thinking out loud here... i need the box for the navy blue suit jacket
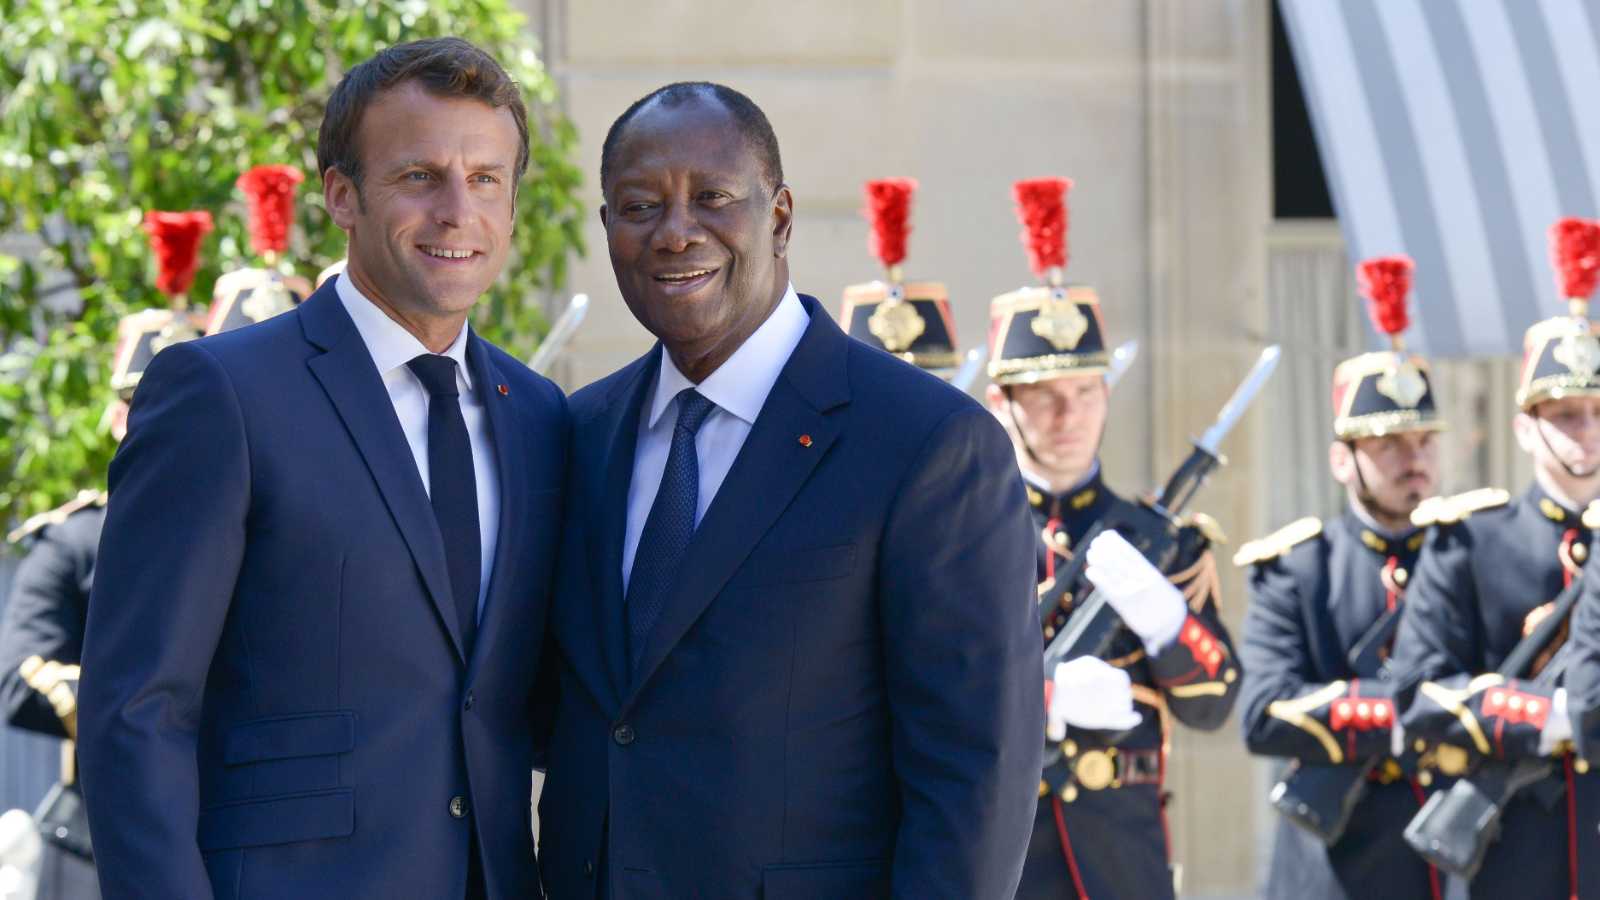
[538,295,1043,899]
[78,282,568,899]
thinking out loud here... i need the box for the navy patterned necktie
[407,353,481,658]
[626,388,716,674]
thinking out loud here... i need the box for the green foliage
[0,0,585,527]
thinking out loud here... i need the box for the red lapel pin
[797,434,813,447]
[497,384,509,396]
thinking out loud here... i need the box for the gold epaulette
[6,489,107,544]
[1232,517,1321,567]
[1185,512,1228,546]
[1410,488,1510,528]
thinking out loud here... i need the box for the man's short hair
[599,82,784,195]
[317,37,530,190]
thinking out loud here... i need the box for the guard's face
[325,81,518,322]
[988,373,1108,482]
[1340,430,1440,515]
[1520,396,1600,480]
[601,97,793,366]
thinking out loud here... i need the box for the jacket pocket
[223,710,355,765]
[761,858,889,899]
[197,788,354,851]
[729,544,858,588]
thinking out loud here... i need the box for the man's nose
[650,200,705,253]
[433,179,475,229]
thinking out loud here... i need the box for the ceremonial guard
[0,208,215,898]
[839,178,962,377]
[1390,218,1600,899]
[1237,255,1445,899]
[986,178,1240,900]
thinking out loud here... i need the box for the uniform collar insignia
[1539,495,1573,524]
[1359,529,1389,553]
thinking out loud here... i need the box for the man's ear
[984,383,1010,419]
[599,203,610,231]
[1512,411,1538,455]
[324,168,359,230]
[771,184,794,259]
[1328,440,1355,486]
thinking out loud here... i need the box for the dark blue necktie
[407,354,480,657]
[626,388,716,674]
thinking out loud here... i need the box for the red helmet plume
[142,210,214,299]
[236,164,304,258]
[1356,255,1415,341]
[1012,178,1072,278]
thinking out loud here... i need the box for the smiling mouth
[419,245,479,260]
[653,267,719,286]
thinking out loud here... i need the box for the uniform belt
[1069,747,1162,792]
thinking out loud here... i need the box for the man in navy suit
[77,38,568,899]
[537,82,1043,899]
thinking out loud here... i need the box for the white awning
[1279,0,1600,357]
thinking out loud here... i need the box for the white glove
[1047,656,1143,740]
[1539,688,1573,757]
[1085,530,1189,653]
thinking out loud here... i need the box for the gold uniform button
[1393,567,1408,586]
[1578,758,1592,775]
[449,796,468,819]
[1575,543,1589,563]
[1074,750,1116,791]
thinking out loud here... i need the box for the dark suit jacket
[538,294,1043,899]
[78,282,568,899]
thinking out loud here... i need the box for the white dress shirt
[337,275,500,619]
[622,284,810,592]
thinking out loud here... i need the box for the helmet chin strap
[1004,387,1045,470]
[1531,412,1598,480]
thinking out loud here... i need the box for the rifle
[1041,346,1280,701]
[1267,605,1406,845]
[1401,574,1584,879]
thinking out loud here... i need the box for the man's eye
[698,191,730,203]
[406,171,433,182]
[623,202,656,214]
[473,174,499,184]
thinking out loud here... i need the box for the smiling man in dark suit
[536,82,1042,900]
[77,38,568,899]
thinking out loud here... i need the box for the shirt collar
[336,273,473,390]
[646,283,808,429]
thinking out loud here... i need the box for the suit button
[449,796,468,819]
[584,860,595,878]
[463,690,475,711]
[612,724,636,746]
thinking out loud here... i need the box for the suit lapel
[587,350,659,704]
[300,282,466,663]
[625,297,850,703]
[465,336,523,673]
